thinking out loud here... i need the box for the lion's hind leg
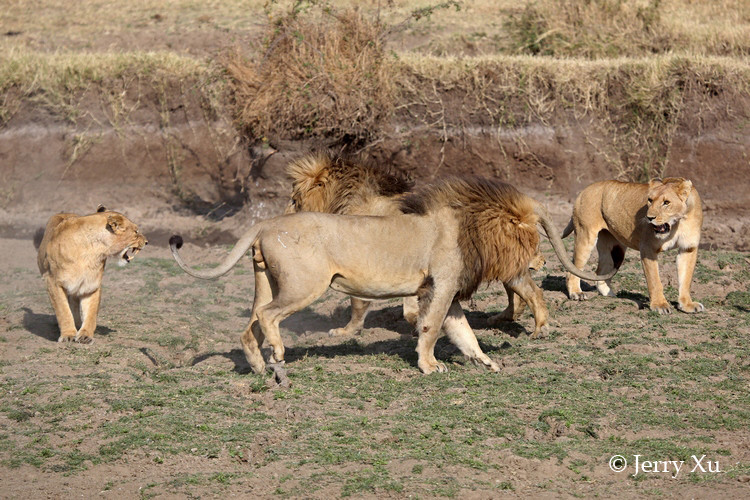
[255,272,331,367]
[488,283,526,324]
[507,272,549,339]
[329,297,371,336]
[443,300,500,372]
[594,231,624,298]
[566,229,597,301]
[242,261,275,373]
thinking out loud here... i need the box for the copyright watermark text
[608,454,721,478]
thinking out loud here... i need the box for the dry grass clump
[0,49,212,124]
[502,0,670,58]
[397,53,750,180]
[226,3,397,143]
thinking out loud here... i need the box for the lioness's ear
[648,178,663,188]
[106,214,125,234]
[97,205,107,213]
[677,179,693,201]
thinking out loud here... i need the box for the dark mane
[401,177,540,299]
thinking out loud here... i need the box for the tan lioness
[37,206,148,343]
[563,178,703,314]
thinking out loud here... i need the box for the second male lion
[37,206,148,343]
[563,178,703,314]
[286,151,417,335]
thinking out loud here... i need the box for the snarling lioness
[170,177,614,374]
[564,178,704,314]
[37,206,148,343]
[286,151,549,335]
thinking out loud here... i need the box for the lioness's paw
[678,301,705,313]
[569,292,587,301]
[650,301,672,315]
[530,324,550,339]
[58,334,76,343]
[75,335,94,344]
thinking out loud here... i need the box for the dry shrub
[503,0,669,58]
[227,2,397,143]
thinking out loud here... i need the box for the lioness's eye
[647,198,653,204]
[663,200,670,206]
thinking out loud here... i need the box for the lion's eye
[647,198,653,204]
[663,200,670,206]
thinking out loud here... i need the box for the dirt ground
[1,3,750,497]
[1,80,749,500]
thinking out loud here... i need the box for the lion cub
[563,178,703,314]
[37,206,147,343]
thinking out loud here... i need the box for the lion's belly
[329,273,422,300]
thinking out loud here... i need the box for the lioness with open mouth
[37,206,148,343]
[564,178,703,314]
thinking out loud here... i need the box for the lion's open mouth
[652,223,670,234]
[120,246,142,263]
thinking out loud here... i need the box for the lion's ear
[97,205,107,213]
[106,214,125,234]
[648,178,663,189]
[677,179,693,201]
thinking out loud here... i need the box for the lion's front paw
[419,360,447,374]
[569,291,587,301]
[58,334,76,343]
[678,301,704,313]
[484,359,502,372]
[74,334,94,344]
[530,324,550,339]
[650,301,672,314]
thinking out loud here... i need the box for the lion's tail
[561,218,574,239]
[169,222,265,280]
[534,203,617,282]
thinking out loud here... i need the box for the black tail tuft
[612,246,625,269]
[169,235,184,249]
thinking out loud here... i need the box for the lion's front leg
[443,300,500,372]
[676,247,704,313]
[44,277,77,342]
[415,285,456,374]
[640,249,670,314]
[76,288,101,343]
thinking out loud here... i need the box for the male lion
[286,150,418,335]
[286,151,549,335]
[563,178,704,314]
[37,206,148,343]
[170,177,614,374]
